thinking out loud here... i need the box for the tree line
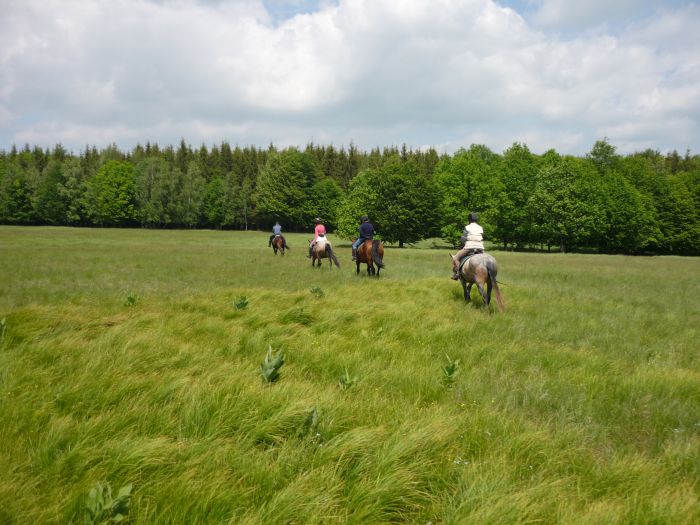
[0,139,697,255]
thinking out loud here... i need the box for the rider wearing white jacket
[452,213,485,280]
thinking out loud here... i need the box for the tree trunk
[399,240,404,248]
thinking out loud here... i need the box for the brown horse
[310,237,340,268]
[271,235,288,256]
[356,239,384,276]
[450,252,504,311]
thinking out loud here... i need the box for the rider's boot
[351,248,356,261]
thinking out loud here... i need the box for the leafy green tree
[433,145,504,246]
[587,138,620,175]
[255,148,318,229]
[598,170,655,253]
[85,160,136,226]
[527,157,606,252]
[337,159,438,247]
[310,178,343,230]
[373,159,439,247]
[665,175,699,254]
[336,169,380,239]
[493,143,539,248]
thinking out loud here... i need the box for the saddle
[458,249,484,272]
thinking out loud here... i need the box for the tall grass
[0,226,698,524]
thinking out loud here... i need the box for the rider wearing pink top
[313,221,326,242]
[308,218,327,257]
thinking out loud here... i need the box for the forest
[0,139,697,255]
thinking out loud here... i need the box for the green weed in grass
[309,285,325,298]
[261,345,285,384]
[441,353,460,387]
[83,482,132,524]
[338,367,358,390]
[124,292,138,307]
[234,295,249,310]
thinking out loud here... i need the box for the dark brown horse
[356,239,384,276]
[271,235,288,256]
[450,252,504,311]
[310,237,340,268]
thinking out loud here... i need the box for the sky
[1,0,699,155]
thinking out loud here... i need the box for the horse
[355,239,384,276]
[309,237,340,268]
[271,235,288,256]
[450,252,504,311]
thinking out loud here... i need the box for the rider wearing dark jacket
[352,216,375,261]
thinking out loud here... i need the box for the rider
[351,216,375,261]
[308,217,327,257]
[452,212,484,280]
[268,221,283,247]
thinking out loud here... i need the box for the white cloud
[528,0,684,31]
[1,0,698,154]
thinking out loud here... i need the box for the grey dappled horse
[451,253,504,311]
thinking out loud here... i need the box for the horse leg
[486,278,493,304]
[461,280,471,302]
[356,261,360,274]
[475,281,488,306]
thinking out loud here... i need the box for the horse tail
[372,240,384,268]
[486,259,505,312]
[326,244,340,268]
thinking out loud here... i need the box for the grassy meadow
[0,226,699,524]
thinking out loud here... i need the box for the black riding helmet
[468,212,478,223]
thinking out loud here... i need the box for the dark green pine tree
[0,160,35,223]
[34,159,68,224]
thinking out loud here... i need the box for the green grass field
[1,226,699,524]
